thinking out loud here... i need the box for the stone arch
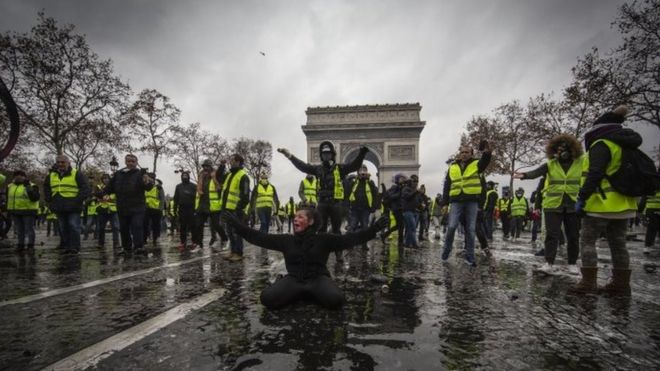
[301,103,425,186]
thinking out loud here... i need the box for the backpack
[606,147,660,197]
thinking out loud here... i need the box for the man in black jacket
[173,170,197,250]
[105,154,154,254]
[44,155,91,254]
[278,141,368,263]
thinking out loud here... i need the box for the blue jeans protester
[442,201,478,264]
[57,212,82,251]
[403,211,419,247]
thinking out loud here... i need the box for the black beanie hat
[593,105,628,126]
[13,170,26,177]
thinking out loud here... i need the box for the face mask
[321,152,333,163]
[260,179,268,185]
[516,192,523,197]
[559,151,571,160]
[181,175,190,183]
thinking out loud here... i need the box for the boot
[572,267,598,294]
[600,268,631,296]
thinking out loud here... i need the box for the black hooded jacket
[287,141,367,204]
[578,127,642,202]
[225,214,379,280]
[105,168,154,216]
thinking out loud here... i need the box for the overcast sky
[2,0,647,198]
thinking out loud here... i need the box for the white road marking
[0,253,219,307]
[43,288,225,371]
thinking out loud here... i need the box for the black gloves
[359,146,370,156]
[374,215,389,230]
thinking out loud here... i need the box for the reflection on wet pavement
[0,228,659,370]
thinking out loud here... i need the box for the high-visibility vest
[49,169,79,198]
[483,190,497,209]
[542,156,583,210]
[98,193,117,213]
[498,198,511,213]
[301,177,318,204]
[87,200,98,216]
[448,160,481,197]
[194,179,221,212]
[645,192,660,212]
[7,183,39,211]
[349,179,373,208]
[145,187,161,210]
[582,139,637,213]
[511,196,528,217]
[255,183,275,209]
[277,207,286,217]
[221,168,248,211]
[285,201,296,216]
[45,207,57,220]
[332,166,344,201]
[168,200,176,216]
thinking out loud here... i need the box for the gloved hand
[359,146,370,156]
[277,148,291,158]
[24,179,31,187]
[374,215,389,230]
[575,199,586,217]
[220,210,237,224]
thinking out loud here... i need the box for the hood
[545,133,582,160]
[319,141,336,156]
[585,126,642,150]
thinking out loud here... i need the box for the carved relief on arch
[340,142,384,163]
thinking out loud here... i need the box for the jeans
[57,212,82,250]
[403,211,419,247]
[11,214,36,247]
[645,212,660,247]
[349,207,371,232]
[143,209,162,243]
[84,215,98,239]
[224,210,244,255]
[97,212,119,246]
[118,212,145,250]
[442,202,478,263]
[257,207,272,233]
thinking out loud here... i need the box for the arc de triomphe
[301,103,425,186]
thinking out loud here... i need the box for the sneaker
[534,249,546,257]
[566,264,580,275]
[483,248,492,258]
[189,244,201,253]
[535,263,556,275]
[464,258,477,267]
[176,243,186,252]
[209,238,217,247]
[221,250,234,259]
[643,246,651,255]
[441,249,450,262]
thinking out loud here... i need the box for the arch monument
[301,103,425,186]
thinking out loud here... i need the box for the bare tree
[231,137,273,180]
[63,115,129,170]
[0,12,130,155]
[125,88,180,174]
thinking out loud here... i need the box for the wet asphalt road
[0,225,659,370]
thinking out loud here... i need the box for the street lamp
[109,156,119,173]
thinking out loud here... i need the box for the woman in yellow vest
[7,170,40,250]
[574,106,639,295]
[514,134,584,275]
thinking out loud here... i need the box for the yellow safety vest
[7,183,39,211]
[255,183,275,209]
[483,190,497,209]
[221,168,248,211]
[349,179,373,208]
[498,198,511,213]
[45,207,57,220]
[511,196,528,217]
[302,177,318,204]
[168,200,176,216]
[194,179,221,212]
[50,169,79,198]
[87,200,98,216]
[285,201,296,215]
[582,139,637,213]
[145,187,161,210]
[98,193,117,213]
[645,192,660,212]
[543,156,583,210]
[332,166,344,201]
[449,160,481,197]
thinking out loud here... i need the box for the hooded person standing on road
[573,106,639,296]
[278,141,369,263]
[515,133,584,275]
[173,170,197,250]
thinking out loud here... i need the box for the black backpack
[606,147,660,197]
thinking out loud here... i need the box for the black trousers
[260,275,344,310]
[194,211,224,246]
[501,214,511,238]
[178,207,195,244]
[143,209,162,243]
[475,210,488,249]
[119,212,144,250]
[317,201,344,261]
[544,210,580,265]
[645,212,660,247]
